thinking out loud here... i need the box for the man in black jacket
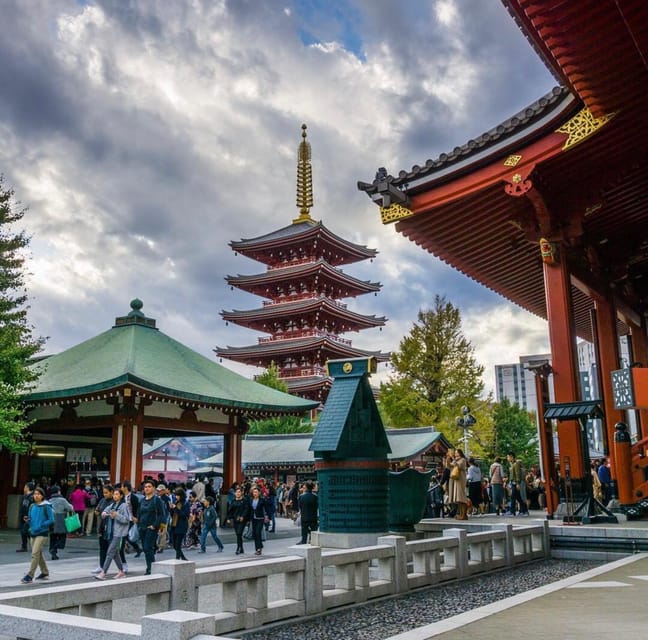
[135,480,165,574]
[297,482,318,544]
[17,482,35,552]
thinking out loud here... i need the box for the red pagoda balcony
[262,296,348,308]
[267,256,315,270]
[281,366,328,378]
[257,330,352,345]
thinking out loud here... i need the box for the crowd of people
[16,473,319,584]
[425,449,553,520]
[21,452,609,584]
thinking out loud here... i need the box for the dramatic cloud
[1,0,555,395]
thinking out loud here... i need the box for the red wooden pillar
[533,367,559,516]
[630,320,648,438]
[593,297,624,482]
[543,254,584,478]
[613,422,634,505]
[223,417,244,489]
[111,415,144,485]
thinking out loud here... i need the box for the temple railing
[0,523,549,639]
[257,330,352,345]
[261,296,348,308]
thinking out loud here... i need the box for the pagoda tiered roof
[230,219,378,268]
[222,296,386,334]
[216,334,389,366]
[226,258,381,299]
[284,374,333,399]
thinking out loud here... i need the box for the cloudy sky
[1,0,556,396]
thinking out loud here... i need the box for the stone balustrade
[0,522,549,640]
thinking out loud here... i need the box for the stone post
[290,544,322,615]
[492,523,514,566]
[153,560,197,611]
[141,611,219,640]
[444,528,467,578]
[377,535,408,594]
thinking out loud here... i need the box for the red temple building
[218,125,388,403]
[359,0,648,519]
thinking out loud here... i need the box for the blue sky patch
[292,0,366,61]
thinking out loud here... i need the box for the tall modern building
[217,125,389,403]
[495,353,554,415]
[497,343,616,452]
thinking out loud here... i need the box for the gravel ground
[239,558,602,640]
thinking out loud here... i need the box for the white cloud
[0,0,556,398]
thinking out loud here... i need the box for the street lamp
[456,406,477,457]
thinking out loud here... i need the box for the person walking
[249,486,270,555]
[95,487,130,580]
[91,484,114,575]
[266,482,277,533]
[136,479,166,575]
[155,484,170,553]
[598,457,612,504]
[466,458,482,515]
[83,478,100,536]
[121,481,142,560]
[227,486,250,555]
[507,452,529,516]
[169,488,190,561]
[68,484,88,536]
[199,496,224,553]
[17,482,35,553]
[48,485,73,560]
[448,449,468,520]
[297,482,318,544]
[21,487,54,584]
[489,456,506,515]
[426,475,444,518]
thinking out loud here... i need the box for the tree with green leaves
[247,363,313,435]
[486,397,539,469]
[0,177,43,452]
[379,295,485,447]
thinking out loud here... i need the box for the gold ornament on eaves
[380,202,414,224]
[556,107,617,151]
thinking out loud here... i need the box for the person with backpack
[48,485,73,560]
[21,487,54,584]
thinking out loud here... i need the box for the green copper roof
[310,357,390,457]
[198,428,449,466]
[24,301,317,414]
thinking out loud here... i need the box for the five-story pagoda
[217,125,388,403]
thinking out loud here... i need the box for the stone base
[310,531,389,549]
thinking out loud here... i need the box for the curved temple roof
[227,258,381,297]
[25,301,317,415]
[217,334,389,362]
[222,296,386,332]
[198,427,450,467]
[230,220,378,267]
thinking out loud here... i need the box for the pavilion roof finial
[293,123,314,224]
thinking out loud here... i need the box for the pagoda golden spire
[293,123,314,224]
